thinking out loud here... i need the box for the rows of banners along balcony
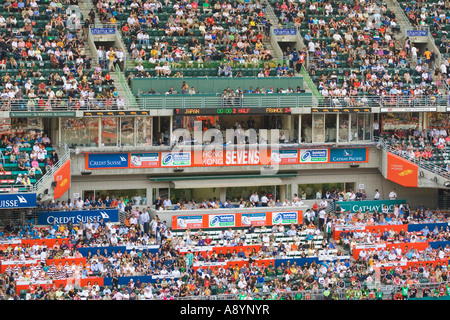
[171,210,303,231]
[84,147,369,169]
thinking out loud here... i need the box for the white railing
[317,94,449,108]
[32,144,71,194]
[376,137,450,180]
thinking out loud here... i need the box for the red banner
[53,159,71,199]
[386,153,418,187]
[1,257,86,273]
[352,241,430,260]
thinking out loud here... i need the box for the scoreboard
[174,107,292,115]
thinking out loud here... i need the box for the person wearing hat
[15,173,23,185]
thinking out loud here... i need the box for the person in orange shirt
[290,242,298,251]
[424,48,431,64]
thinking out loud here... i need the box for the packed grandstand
[0,0,449,302]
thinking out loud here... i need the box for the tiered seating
[0,143,52,191]
[97,0,296,80]
[171,225,325,253]
[269,0,436,103]
[0,0,117,110]
[380,131,450,170]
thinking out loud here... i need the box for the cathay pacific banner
[337,199,406,213]
[0,193,36,209]
[38,209,119,225]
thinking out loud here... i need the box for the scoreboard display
[174,107,292,116]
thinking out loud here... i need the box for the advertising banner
[90,28,116,34]
[299,149,328,163]
[172,211,302,230]
[38,209,119,225]
[270,149,299,165]
[172,215,204,230]
[208,214,236,228]
[129,152,159,168]
[161,152,192,167]
[0,193,36,209]
[85,153,129,169]
[241,212,267,227]
[273,29,297,35]
[329,148,368,163]
[271,211,301,225]
[337,199,406,213]
[386,153,418,187]
[53,159,71,200]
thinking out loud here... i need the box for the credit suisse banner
[171,211,303,230]
[38,209,119,225]
[386,153,418,187]
[0,193,37,209]
[85,148,369,169]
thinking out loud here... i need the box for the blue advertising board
[273,29,297,36]
[0,193,36,209]
[38,209,119,225]
[406,30,428,37]
[90,28,116,35]
[329,148,368,163]
[86,153,129,169]
[407,222,448,233]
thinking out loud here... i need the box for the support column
[146,187,153,207]
[280,184,286,202]
[291,182,298,199]
[219,187,226,203]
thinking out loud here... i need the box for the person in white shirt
[374,189,380,200]
[249,192,259,205]
[260,194,268,206]
[389,188,397,200]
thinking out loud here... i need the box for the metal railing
[317,94,449,108]
[32,144,71,194]
[300,64,322,105]
[376,137,450,180]
[173,281,446,300]
[1,94,450,112]
[115,64,137,108]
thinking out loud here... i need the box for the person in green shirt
[354,288,362,300]
[346,288,353,300]
[185,250,194,271]
[254,293,262,300]
[401,285,409,299]
[446,284,450,296]
[239,290,247,300]
[270,289,278,300]
[375,288,383,300]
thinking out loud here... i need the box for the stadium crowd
[0,187,448,300]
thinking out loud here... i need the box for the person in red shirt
[394,290,403,300]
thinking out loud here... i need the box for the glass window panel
[338,114,349,142]
[325,114,337,142]
[312,114,325,143]
[101,117,118,147]
[350,114,358,141]
[120,117,135,147]
[60,118,98,147]
[301,114,312,143]
[136,117,153,146]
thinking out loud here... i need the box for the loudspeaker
[51,181,57,188]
